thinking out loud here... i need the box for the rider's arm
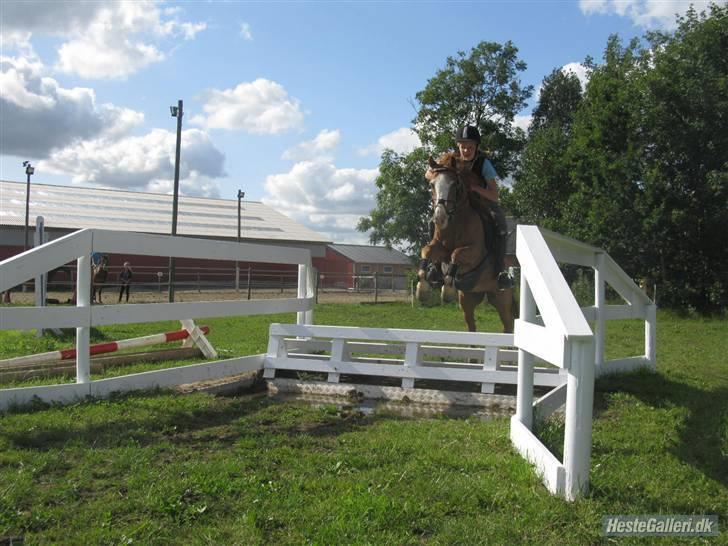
[469,158,499,202]
[470,178,499,202]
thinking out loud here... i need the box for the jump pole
[0,326,210,370]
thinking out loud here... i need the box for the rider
[437,125,512,290]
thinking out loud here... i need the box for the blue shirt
[481,158,498,181]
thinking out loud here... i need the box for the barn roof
[0,180,331,244]
[330,244,412,265]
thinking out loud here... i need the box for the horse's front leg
[417,241,449,302]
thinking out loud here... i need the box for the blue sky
[0,0,715,243]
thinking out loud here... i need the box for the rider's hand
[425,169,435,181]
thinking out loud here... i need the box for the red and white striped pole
[0,326,210,369]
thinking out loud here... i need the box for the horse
[92,255,109,304]
[416,154,515,333]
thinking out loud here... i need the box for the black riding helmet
[455,125,481,143]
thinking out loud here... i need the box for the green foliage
[359,40,533,252]
[356,148,432,254]
[413,40,533,175]
[530,67,584,132]
[510,6,728,312]
[504,67,583,230]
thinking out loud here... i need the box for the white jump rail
[0,229,316,410]
[263,323,566,404]
[511,225,656,501]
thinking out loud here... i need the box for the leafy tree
[639,5,728,311]
[414,40,533,176]
[356,148,432,255]
[505,68,584,229]
[509,4,728,312]
[358,41,533,251]
[560,36,648,272]
[530,67,585,132]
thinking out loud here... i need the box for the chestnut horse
[92,255,109,304]
[416,155,515,333]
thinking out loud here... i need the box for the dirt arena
[5,287,414,306]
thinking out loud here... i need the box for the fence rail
[0,229,315,409]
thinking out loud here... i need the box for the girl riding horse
[417,155,515,333]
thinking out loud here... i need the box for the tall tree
[639,5,728,311]
[561,35,647,271]
[506,67,584,229]
[508,5,728,312]
[414,40,533,176]
[358,41,532,251]
[356,148,432,255]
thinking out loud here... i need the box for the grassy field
[0,303,726,544]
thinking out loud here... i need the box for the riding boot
[494,233,513,290]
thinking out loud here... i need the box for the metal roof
[0,180,331,244]
[330,244,412,265]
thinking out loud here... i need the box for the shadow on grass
[0,390,382,453]
[595,368,728,489]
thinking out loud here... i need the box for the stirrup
[497,271,514,290]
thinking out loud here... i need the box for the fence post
[34,216,46,338]
[315,271,320,304]
[76,254,91,384]
[515,276,536,429]
[374,272,378,304]
[297,264,315,325]
[247,266,252,300]
[563,338,595,500]
[645,303,657,368]
[594,253,606,373]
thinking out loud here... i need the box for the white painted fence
[0,225,656,502]
[0,228,315,410]
[511,225,656,501]
[263,323,564,405]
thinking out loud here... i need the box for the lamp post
[236,189,245,292]
[168,100,183,303]
[22,161,34,251]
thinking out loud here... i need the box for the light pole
[168,100,183,303]
[236,189,245,292]
[22,161,34,251]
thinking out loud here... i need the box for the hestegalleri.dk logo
[602,515,719,536]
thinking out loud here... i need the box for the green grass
[1,303,726,544]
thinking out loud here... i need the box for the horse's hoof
[441,283,457,303]
[415,281,431,302]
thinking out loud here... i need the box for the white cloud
[561,62,591,90]
[0,53,144,157]
[193,79,305,133]
[38,128,225,197]
[358,127,421,156]
[263,159,378,242]
[579,0,715,28]
[2,0,205,79]
[282,129,341,161]
[513,115,532,134]
[240,22,253,41]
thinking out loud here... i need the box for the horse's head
[427,155,466,230]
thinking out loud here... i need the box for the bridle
[431,167,462,218]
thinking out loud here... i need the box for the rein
[432,168,463,218]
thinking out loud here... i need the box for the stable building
[0,180,331,290]
[316,244,413,290]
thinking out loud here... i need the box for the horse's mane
[435,151,460,170]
